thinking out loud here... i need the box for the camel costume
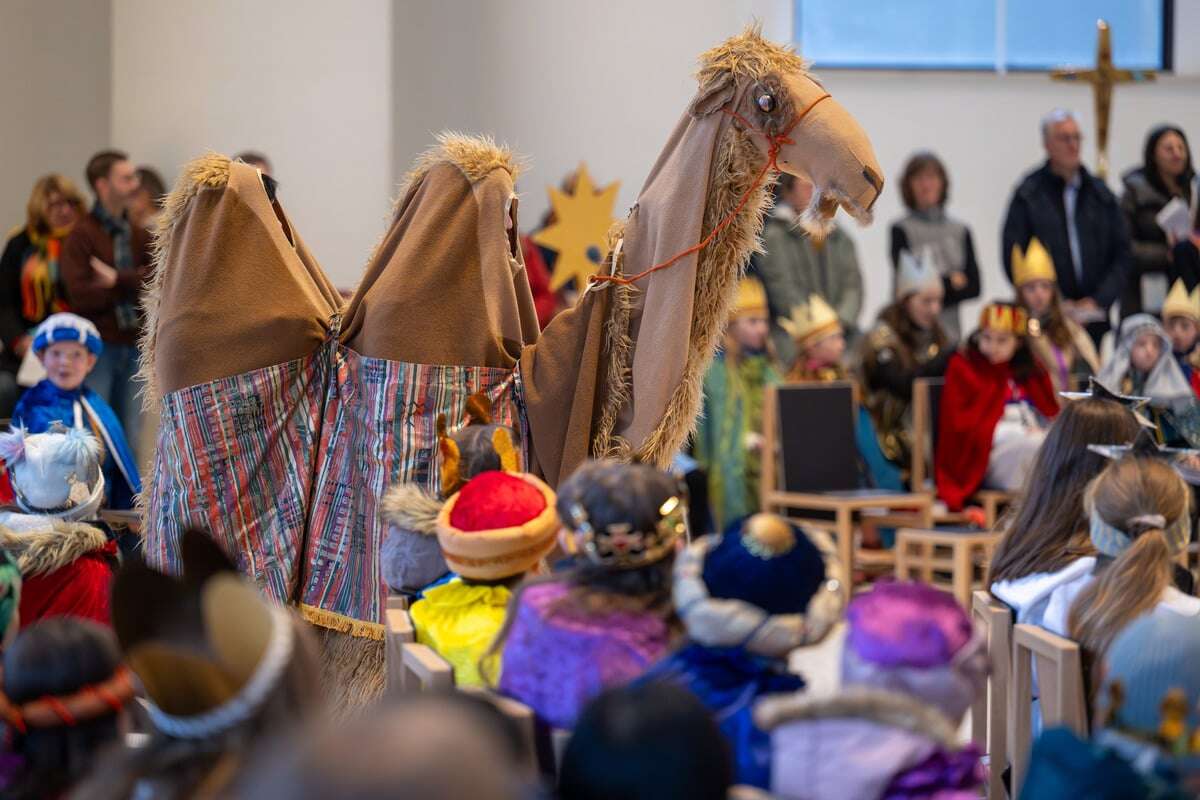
[138,28,881,704]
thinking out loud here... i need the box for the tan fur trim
[299,603,385,641]
[696,24,809,87]
[314,626,385,712]
[137,152,233,415]
[394,131,524,214]
[378,483,444,537]
[632,125,774,467]
[591,225,636,460]
[753,686,962,748]
[0,520,109,577]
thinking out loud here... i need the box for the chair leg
[836,507,853,600]
[952,542,972,609]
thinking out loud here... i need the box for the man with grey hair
[1002,108,1131,346]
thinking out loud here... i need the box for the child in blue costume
[638,513,845,789]
[11,313,141,509]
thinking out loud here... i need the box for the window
[794,0,1170,71]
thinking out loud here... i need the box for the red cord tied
[589,92,831,289]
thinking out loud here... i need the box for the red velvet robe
[16,540,116,627]
[936,350,1059,511]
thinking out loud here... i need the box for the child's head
[1012,237,1058,318]
[1161,279,1200,354]
[991,397,1141,584]
[675,514,843,659]
[1097,606,1200,744]
[727,278,770,353]
[556,460,687,602]
[2,618,132,797]
[895,247,944,332]
[840,581,985,725]
[437,470,559,583]
[781,294,844,367]
[0,426,104,519]
[559,682,733,800]
[1070,456,1190,678]
[1130,330,1164,373]
[32,313,103,391]
[972,302,1029,366]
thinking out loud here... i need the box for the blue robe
[11,380,141,510]
[638,644,805,789]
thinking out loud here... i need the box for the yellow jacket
[410,579,512,686]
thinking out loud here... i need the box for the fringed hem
[299,603,386,641]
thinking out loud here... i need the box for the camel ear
[689,73,736,117]
[439,435,462,498]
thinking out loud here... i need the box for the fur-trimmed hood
[754,687,977,800]
[0,516,110,577]
[379,484,442,538]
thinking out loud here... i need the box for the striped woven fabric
[144,338,527,639]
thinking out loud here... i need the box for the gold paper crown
[777,294,841,347]
[732,278,769,319]
[1011,238,1056,287]
[978,302,1029,336]
[1162,279,1200,323]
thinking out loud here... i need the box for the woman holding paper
[1120,125,1195,315]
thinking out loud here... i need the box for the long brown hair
[1068,457,1187,689]
[990,398,1141,584]
[1019,283,1076,350]
[876,300,948,370]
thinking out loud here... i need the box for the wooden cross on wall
[1051,19,1157,179]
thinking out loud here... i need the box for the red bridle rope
[587,92,831,288]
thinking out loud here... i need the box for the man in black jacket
[1002,108,1132,346]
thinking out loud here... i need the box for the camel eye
[757,93,777,113]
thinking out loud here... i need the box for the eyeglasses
[1052,133,1083,144]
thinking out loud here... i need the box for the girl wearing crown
[859,248,952,476]
[1160,278,1200,381]
[1012,238,1100,397]
[936,302,1059,511]
[694,278,781,531]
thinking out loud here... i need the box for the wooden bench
[894,528,1000,608]
[971,590,1013,799]
[1010,624,1087,798]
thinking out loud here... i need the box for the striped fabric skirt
[144,338,527,639]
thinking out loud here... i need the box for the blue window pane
[796,0,996,69]
[1004,0,1163,70]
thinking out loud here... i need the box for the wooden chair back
[761,382,859,502]
[910,377,944,492]
[971,590,1013,799]
[1010,623,1088,798]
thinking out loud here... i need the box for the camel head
[692,26,882,238]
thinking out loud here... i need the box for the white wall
[111,0,393,288]
[392,0,1200,327]
[0,0,111,230]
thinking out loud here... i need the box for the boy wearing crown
[781,294,902,491]
[1012,238,1100,397]
[935,302,1059,510]
[10,312,141,510]
[1160,278,1200,381]
[694,278,781,530]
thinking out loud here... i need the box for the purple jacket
[498,580,674,729]
[754,687,984,800]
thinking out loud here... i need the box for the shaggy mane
[394,132,524,213]
[696,24,809,87]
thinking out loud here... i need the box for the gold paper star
[533,164,620,292]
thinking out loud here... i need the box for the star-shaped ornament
[532,164,620,292]
[1061,377,1154,429]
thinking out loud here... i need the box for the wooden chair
[761,382,933,599]
[894,527,1000,608]
[971,590,1014,800]
[384,606,418,692]
[912,378,1015,528]
[1010,624,1088,798]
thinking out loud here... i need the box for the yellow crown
[1162,279,1200,323]
[732,277,769,319]
[778,294,841,347]
[978,303,1029,336]
[1012,238,1056,287]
